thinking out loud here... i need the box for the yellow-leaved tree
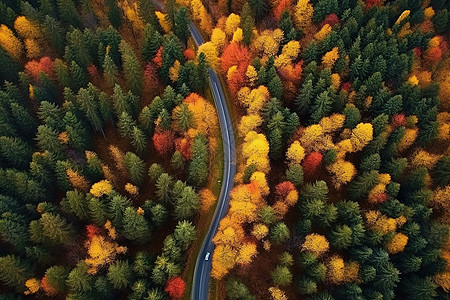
[301,233,330,256]
[293,0,313,29]
[0,24,23,60]
[350,123,373,152]
[197,42,219,71]
[322,47,339,69]
[286,140,305,164]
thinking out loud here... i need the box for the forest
[0,0,449,299]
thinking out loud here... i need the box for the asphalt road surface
[189,23,237,300]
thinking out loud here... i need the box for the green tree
[173,220,196,250]
[67,261,94,294]
[119,40,142,95]
[188,135,208,187]
[240,2,254,46]
[431,156,450,187]
[0,136,32,169]
[0,255,31,292]
[171,151,185,172]
[105,0,122,28]
[118,111,137,138]
[268,74,283,100]
[174,186,200,220]
[89,197,108,226]
[142,24,161,61]
[433,9,448,34]
[45,265,70,293]
[133,252,154,277]
[64,190,90,220]
[309,90,332,124]
[271,265,292,286]
[113,84,139,118]
[38,213,75,245]
[286,163,304,187]
[123,207,151,243]
[124,152,146,186]
[329,224,352,249]
[148,163,164,182]
[295,79,314,119]
[226,278,255,300]
[0,212,29,252]
[131,126,147,154]
[107,260,132,290]
[156,173,174,203]
[56,0,81,27]
[108,194,131,228]
[149,202,168,226]
[103,53,119,88]
[270,222,290,244]
[174,7,190,44]
[173,103,194,132]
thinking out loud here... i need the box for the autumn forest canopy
[0,0,449,299]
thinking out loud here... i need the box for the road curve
[189,24,237,300]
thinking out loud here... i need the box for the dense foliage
[0,0,219,299]
[182,0,450,299]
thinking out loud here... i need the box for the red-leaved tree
[220,43,251,74]
[153,129,175,156]
[165,277,186,299]
[25,56,55,81]
[275,181,295,198]
[302,152,323,178]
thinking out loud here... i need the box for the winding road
[150,0,236,296]
[189,24,237,300]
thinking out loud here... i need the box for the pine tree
[142,24,161,60]
[105,0,122,28]
[118,111,137,138]
[131,126,147,154]
[107,260,132,290]
[0,212,29,252]
[119,40,143,95]
[0,136,32,169]
[188,135,209,187]
[103,54,118,88]
[173,103,194,132]
[123,152,146,186]
[173,220,196,250]
[309,90,332,124]
[270,222,290,244]
[295,79,314,119]
[64,190,90,220]
[0,255,31,292]
[240,3,254,46]
[174,186,200,220]
[171,151,185,172]
[271,265,292,286]
[123,207,151,243]
[39,213,75,245]
[174,7,189,44]
[66,261,94,294]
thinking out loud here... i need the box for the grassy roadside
[182,83,225,300]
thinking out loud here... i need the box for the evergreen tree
[0,212,29,252]
[188,135,209,187]
[89,197,108,225]
[142,24,161,61]
[107,260,132,290]
[103,53,119,88]
[173,220,196,250]
[286,164,304,187]
[149,163,164,182]
[271,265,293,286]
[119,40,143,95]
[174,7,190,44]
[174,186,200,220]
[105,0,122,28]
[173,103,194,132]
[240,3,255,46]
[431,156,450,187]
[309,90,332,124]
[67,261,94,294]
[295,79,314,119]
[0,137,32,169]
[56,0,81,27]
[124,152,146,186]
[270,222,290,244]
[123,207,151,243]
[0,255,31,292]
[45,265,70,293]
[171,151,185,172]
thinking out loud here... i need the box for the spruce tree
[124,152,146,186]
[122,207,151,243]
